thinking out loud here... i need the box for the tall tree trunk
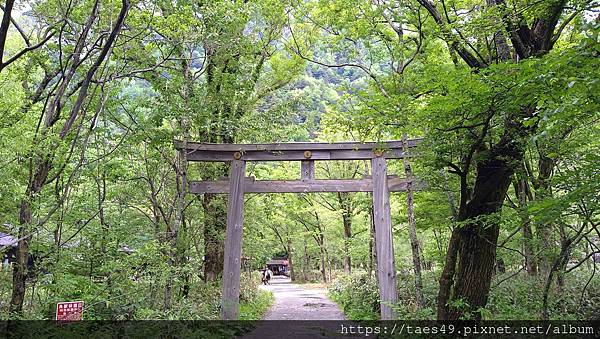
[10,200,33,314]
[542,225,580,320]
[403,136,424,309]
[340,193,352,274]
[555,222,569,292]
[369,201,376,280]
[287,238,295,281]
[417,0,566,321]
[319,235,327,283]
[165,56,193,309]
[437,229,460,319]
[445,209,502,321]
[534,155,556,278]
[11,158,53,314]
[202,193,227,281]
[302,236,308,281]
[164,149,187,310]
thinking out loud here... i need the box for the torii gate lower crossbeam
[175,140,421,320]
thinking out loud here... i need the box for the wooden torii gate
[175,139,420,320]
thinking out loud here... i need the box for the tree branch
[0,0,15,65]
[416,0,485,69]
[59,0,130,139]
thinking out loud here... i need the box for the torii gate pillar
[221,160,246,320]
[372,156,398,319]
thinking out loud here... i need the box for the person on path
[262,266,273,285]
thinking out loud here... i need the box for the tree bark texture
[438,124,529,320]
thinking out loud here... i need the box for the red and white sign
[55,301,84,321]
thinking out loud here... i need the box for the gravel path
[261,276,345,320]
[241,276,346,338]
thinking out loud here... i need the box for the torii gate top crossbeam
[174,139,421,162]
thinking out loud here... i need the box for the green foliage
[329,271,380,320]
[330,270,600,321]
[239,289,274,320]
[488,272,600,320]
[0,0,598,323]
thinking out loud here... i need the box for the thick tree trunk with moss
[200,164,235,283]
[11,198,35,314]
[438,124,528,320]
[200,155,229,282]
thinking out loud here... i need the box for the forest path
[260,275,345,320]
[241,276,345,339]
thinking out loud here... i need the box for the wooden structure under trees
[174,139,421,320]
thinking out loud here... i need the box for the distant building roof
[267,259,288,265]
[0,232,17,247]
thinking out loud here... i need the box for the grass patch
[239,289,274,320]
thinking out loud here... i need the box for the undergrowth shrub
[0,246,272,321]
[294,270,326,283]
[329,271,380,320]
[328,269,600,320]
[487,271,600,320]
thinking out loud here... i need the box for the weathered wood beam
[183,149,412,162]
[174,139,422,162]
[175,139,421,152]
[301,160,315,180]
[189,177,423,194]
[371,156,398,320]
[221,160,246,320]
